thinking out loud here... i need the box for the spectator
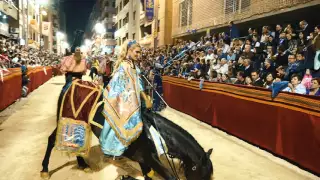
[263,73,275,89]
[282,74,306,94]
[261,58,276,80]
[234,71,245,85]
[245,76,253,86]
[298,20,312,41]
[275,24,283,44]
[251,71,264,87]
[221,74,232,83]
[229,21,240,39]
[313,25,320,71]
[275,45,289,67]
[306,78,320,96]
[216,58,229,74]
[242,45,254,60]
[243,58,253,77]
[301,69,312,90]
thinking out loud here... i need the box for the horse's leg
[40,128,57,178]
[143,154,177,180]
[41,128,57,172]
[139,163,153,180]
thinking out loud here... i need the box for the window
[120,2,122,11]
[115,23,118,30]
[224,0,251,14]
[126,33,128,39]
[106,1,109,7]
[132,33,135,40]
[124,0,129,6]
[133,11,136,21]
[105,12,109,18]
[119,20,122,28]
[157,20,160,32]
[179,0,193,27]
[112,2,116,7]
[123,12,129,25]
[107,23,113,29]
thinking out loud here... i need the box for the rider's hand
[145,99,153,109]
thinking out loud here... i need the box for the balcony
[114,23,128,38]
[104,6,116,14]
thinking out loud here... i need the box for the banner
[145,0,154,22]
[0,22,9,37]
[42,22,51,37]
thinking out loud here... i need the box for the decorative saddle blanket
[55,79,102,156]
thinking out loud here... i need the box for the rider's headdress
[127,40,137,49]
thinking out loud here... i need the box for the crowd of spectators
[0,37,61,97]
[137,20,320,96]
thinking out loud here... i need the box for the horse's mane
[143,111,206,161]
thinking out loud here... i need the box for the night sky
[61,0,96,44]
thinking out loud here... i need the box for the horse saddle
[55,79,102,156]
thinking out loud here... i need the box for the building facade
[0,0,19,39]
[172,0,320,39]
[85,0,117,48]
[114,0,172,48]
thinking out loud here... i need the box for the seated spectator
[261,58,276,80]
[234,71,245,85]
[282,74,306,94]
[243,58,253,77]
[235,56,245,73]
[275,45,289,67]
[284,54,304,80]
[221,74,232,83]
[245,76,253,86]
[217,48,227,59]
[301,69,312,89]
[307,78,320,96]
[263,72,275,89]
[251,71,264,87]
[217,73,222,82]
[286,33,298,55]
[209,70,218,82]
[216,58,229,74]
[278,32,288,50]
[227,48,236,61]
[242,45,254,60]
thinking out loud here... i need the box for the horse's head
[185,148,213,180]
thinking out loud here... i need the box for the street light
[63,42,70,49]
[85,39,92,47]
[56,31,65,39]
[56,32,65,55]
[41,10,47,16]
[94,23,106,35]
[3,15,7,19]
[36,0,49,5]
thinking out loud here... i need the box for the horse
[40,82,213,180]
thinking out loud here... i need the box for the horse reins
[141,75,181,180]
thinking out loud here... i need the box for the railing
[162,76,320,175]
[0,66,53,111]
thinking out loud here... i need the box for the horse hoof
[119,175,138,180]
[83,167,92,173]
[40,172,50,179]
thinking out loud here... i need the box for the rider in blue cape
[99,40,152,157]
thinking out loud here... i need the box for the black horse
[40,85,213,180]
